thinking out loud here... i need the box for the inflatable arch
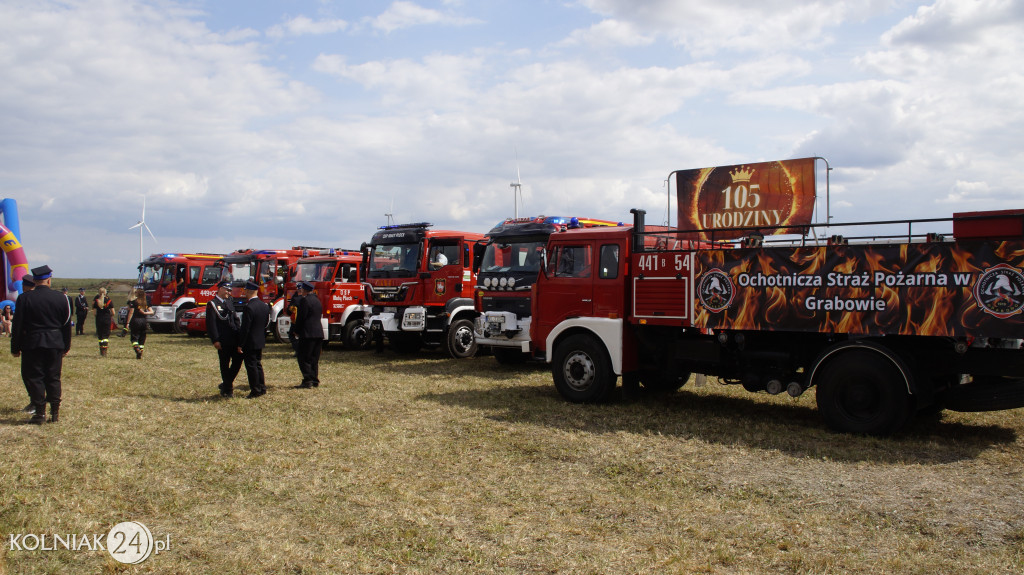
[0,198,28,308]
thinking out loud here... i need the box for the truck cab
[131,253,225,332]
[475,216,619,363]
[276,250,368,347]
[531,226,635,376]
[216,247,324,336]
[362,223,485,358]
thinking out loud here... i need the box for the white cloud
[557,19,654,48]
[370,1,481,33]
[576,0,892,56]
[267,15,348,39]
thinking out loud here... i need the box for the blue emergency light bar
[378,222,432,230]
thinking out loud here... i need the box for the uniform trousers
[218,346,243,390]
[296,338,322,386]
[242,349,266,394]
[22,348,63,413]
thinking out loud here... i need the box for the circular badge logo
[698,268,734,313]
[973,263,1024,319]
[107,521,154,565]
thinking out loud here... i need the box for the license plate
[486,314,505,324]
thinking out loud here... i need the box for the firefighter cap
[297,281,314,292]
[216,280,230,288]
[244,280,259,291]
[31,265,53,280]
[21,275,35,288]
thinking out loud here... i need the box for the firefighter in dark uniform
[74,287,89,335]
[237,280,270,398]
[11,265,72,424]
[206,280,242,397]
[292,281,323,388]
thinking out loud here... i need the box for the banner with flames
[675,158,816,241]
[693,241,1024,338]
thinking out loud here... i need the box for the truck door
[536,243,594,334]
[593,241,624,318]
[424,239,462,306]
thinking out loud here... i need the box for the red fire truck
[216,247,326,338]
[275,250,368,347]
[362,222,485,357]
[473,216,620,363]
[528,208,1024,435]
[131,252,226,332]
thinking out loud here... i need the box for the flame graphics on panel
[693,241,1024,338]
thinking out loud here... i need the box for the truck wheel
[343,319,369,350]
[552,334,616,403]
[273,319,291,344]
[492,347,527,365]
[172,307,191,334]
[447,319,478,359]
[815,349,912,436]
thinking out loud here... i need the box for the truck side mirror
[472,242,485,273]
[540,248,550,278]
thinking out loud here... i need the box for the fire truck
[473,216,620,363]
[275,250,369,347]
[216,247,325,340]
[362,223,485,357]
[528,208,1024,436]
[132,252,226,332]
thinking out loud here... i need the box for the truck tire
[172,307,191,334]
[447,318,478,359]
[343,319,369,350]
[552,334,616,403]
[273,321,291,344]
[492,347,527,365]
[815,349,912,436]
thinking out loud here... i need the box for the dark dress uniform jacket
[12,286,72,353]
[238,297,270,351]
[293,294,323,339]
[206,296,239,348]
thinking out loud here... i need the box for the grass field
[1,320,1023,573]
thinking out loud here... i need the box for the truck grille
[481,296,531,316]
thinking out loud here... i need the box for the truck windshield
[226,262,257,283]
[137,264,163,290]
[481,240,546,273]
[294,262,338,283]
[368,243,420,278]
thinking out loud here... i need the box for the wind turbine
[384,197,395,227]
[128,196,157,262]
[510,147,523,219]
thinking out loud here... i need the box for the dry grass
[1,321,1023,574]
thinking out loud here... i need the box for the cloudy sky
[1,0,1021,279]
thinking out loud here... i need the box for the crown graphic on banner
[729,166,754,183]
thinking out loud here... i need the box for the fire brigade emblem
[434,278,446,296]
[698,268,734,313]
[973,263,1024,319]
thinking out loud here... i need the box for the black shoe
[22,404,35,414]
[293,383,312,389]
[220,391,234,398]
[245,391,264,399]
[29,413,46,425]
[311,381,319,388]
